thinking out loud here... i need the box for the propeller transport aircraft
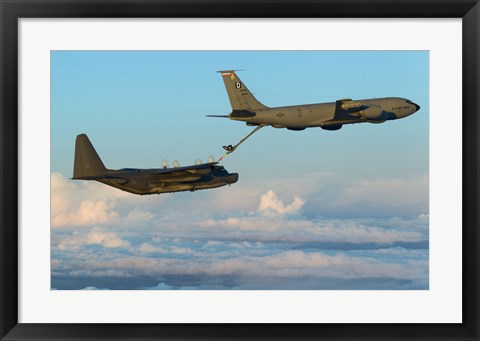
[208,70,421,154]
[72,134,238,195]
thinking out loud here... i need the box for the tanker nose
[406,99,420,115]
[228,173,239,184]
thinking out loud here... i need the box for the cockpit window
[214,166,228,176]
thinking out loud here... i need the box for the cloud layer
[51,172,429,290]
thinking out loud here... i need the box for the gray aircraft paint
[214,71,420,131]
[220,70,267,111]
[72,134,238,195]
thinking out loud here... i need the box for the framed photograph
[1,0,478,340]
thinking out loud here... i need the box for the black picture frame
[1,1,478,340]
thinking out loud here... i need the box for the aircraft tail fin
[73,134,107,179]
[217,70,268,111]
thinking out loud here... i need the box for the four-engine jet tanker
[72,134,238,195]
[208,70,421,153]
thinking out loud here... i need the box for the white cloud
[258,190,305,216]
[56,227,130,250]
[146,283,175,290]
[51,173,122,228]
[81,286,109,290]
[196,215,425,244]
[171,246,193,254]
[120,209,156,227]
[54,248,427,282]
[52,199,119,228]
[51,172,77,218]
[137,243,193,255]
[138,242,164,253]
[51,172,157,229]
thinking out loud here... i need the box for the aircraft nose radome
[414,103,421,112]
[228,173,239,184]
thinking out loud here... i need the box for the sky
[51,50,429,290]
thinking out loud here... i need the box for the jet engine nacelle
[359,105,383,119]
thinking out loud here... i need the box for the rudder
[218,70,268,111]
[73,134,107,178]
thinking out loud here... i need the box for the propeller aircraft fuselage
[72,134,238,195]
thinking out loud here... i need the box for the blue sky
[51,51,429,290]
